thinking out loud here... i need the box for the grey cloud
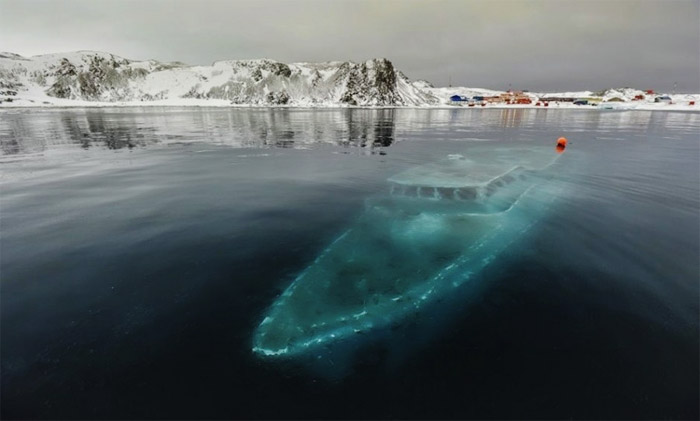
[1,0,698,91]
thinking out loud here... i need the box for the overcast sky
[1,0,698,91]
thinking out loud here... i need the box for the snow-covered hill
[0,50,697,110]
[0,51,438,107]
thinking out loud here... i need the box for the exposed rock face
[266,91,290,105]
[26,53,151,101]
[47,58,78,98]
[0,51,439,106]
[340,59,401,105]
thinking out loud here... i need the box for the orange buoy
[556,137,567,154]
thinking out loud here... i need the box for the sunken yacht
[252,144,565,359]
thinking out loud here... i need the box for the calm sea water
[1,108,698,419]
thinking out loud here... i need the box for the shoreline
[1,102,698,112]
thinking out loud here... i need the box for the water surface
[1,108,698,419]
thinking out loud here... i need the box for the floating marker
[556,137,567,154]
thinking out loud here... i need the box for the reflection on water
[0,108,398,155]
[2,108,699,157]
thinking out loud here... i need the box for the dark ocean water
[1,108,698,419]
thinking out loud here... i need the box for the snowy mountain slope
[0,51,439,106]
[1,50,697,109]
[426,86,505,101]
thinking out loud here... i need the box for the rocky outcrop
[0,51,439,106]
[340,59,402,105]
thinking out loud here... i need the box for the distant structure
[537,95,576,102]
[449,91,535,105]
